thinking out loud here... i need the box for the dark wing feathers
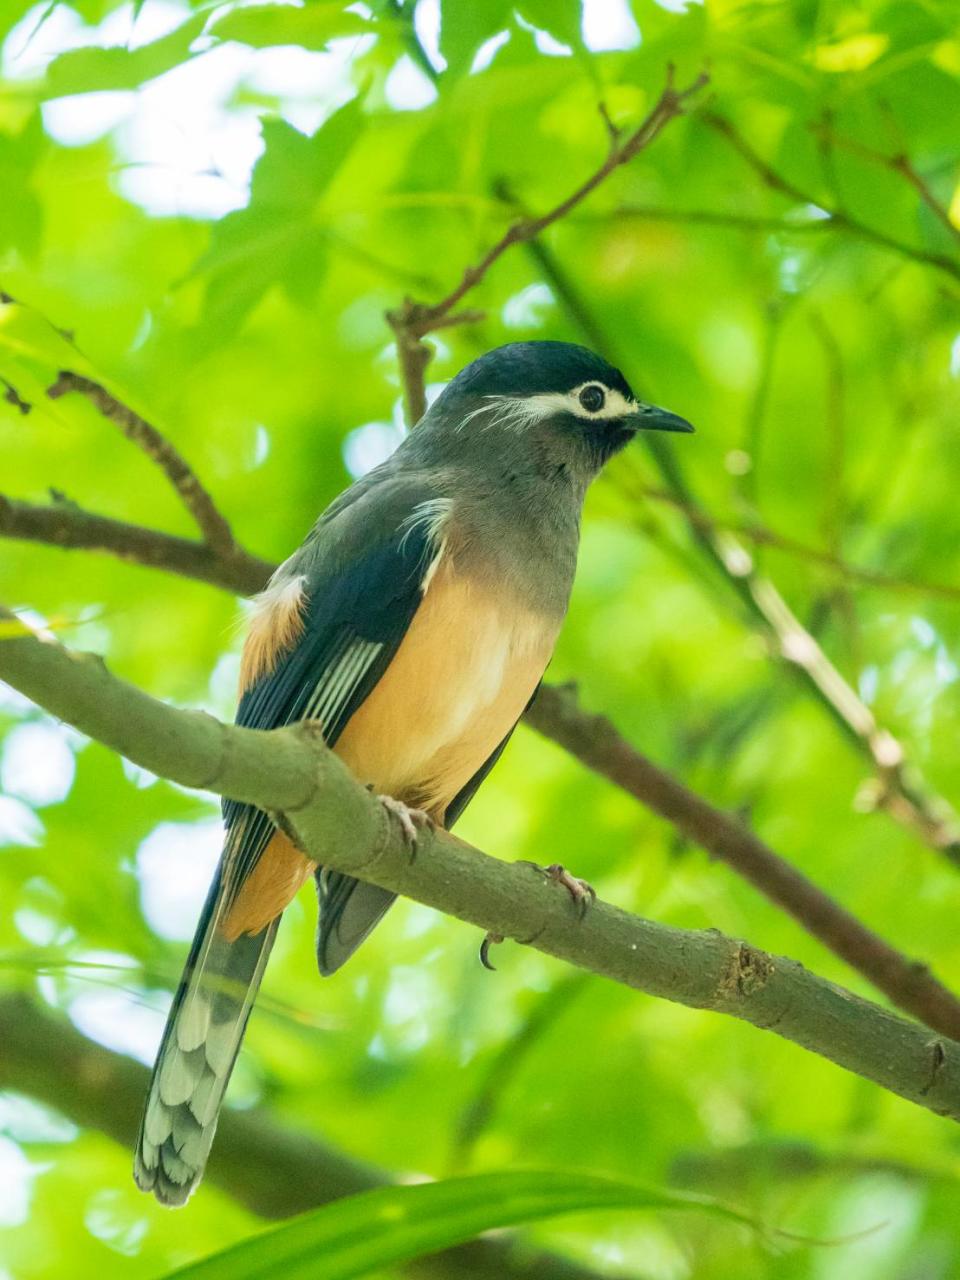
[222,486,440,968]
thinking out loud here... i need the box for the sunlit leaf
[516,0,583,50]
[208,3,371,50]
[438,0,512,75]
[192,98,366,327]
[163,1171,757,1279]
[809,32,890,72]
[43,12,208,96]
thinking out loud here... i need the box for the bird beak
[627,404,695,434]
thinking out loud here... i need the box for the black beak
[627,404,695,434]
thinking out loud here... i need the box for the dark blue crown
[445,341,635,401]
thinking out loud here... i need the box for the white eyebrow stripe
[459,384,637,432]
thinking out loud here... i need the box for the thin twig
[808,314,847,556]
[808,119,960,247]
[407,69,708,334]
[702,112,960,284]
[597,100,622,150]
[46,370,236,553]
[670,1139,950,1190]
[591,206,841,233]
[638,483,960,602]
[385,68,709,423]
[0,493,271,596]
[384,0,440,87]
[738,300,787,509]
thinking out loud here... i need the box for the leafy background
[2,0,960,1276]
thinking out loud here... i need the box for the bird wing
[223,476,448,961]
[135,476,447,1204]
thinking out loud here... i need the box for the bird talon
[377,795,433,854]
[480,932,504,971]
[522,861,595,917]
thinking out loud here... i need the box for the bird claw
[479,932,504,971]
[377,795,433,857]
[480,862,594,971]
[519,860,596,919]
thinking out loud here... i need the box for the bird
[133,339,693,1205]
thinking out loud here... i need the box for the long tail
[134,863,278,1206]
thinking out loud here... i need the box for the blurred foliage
[2,0,960,1276]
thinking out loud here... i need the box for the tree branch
[46,371,236,554]
[701,112,960,285]
[7,479,956,612]
[0,994,615,1280]
[637,484,960,602]
[4,611,960,1126]
[527,685,960,1041]
[2,503,958,1029]
[385,67,708,422]
[669,1138,943,1191]
[0,494,272,596]
[522,235,960,862]
[807,118,960,248]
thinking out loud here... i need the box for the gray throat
[433,456,583,621]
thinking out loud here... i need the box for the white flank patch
[399,497,453,595]
[252,571,307,623]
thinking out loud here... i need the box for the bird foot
[377,795,434,849]
[480,862,595,971]
[519,861,596,919]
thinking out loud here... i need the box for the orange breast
[225,551,558,938]
[334,556,558,819]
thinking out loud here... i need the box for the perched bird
[134,340,693,1205]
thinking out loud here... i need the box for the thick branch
[4,613,960,1126]
[3,505,958,1028]
[46,371,236,553]
[0,994,612,1280]
[0,494,272,596]
[528,685,960,1041]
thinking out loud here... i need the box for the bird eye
[578,384,605,414]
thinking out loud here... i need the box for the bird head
[418,341,693,484]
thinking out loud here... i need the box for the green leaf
[43,11,208,96]
[162,1170,755,1279]
[193,98,366,328]
[439,0,512,75]
[0,112,45,257]
[208,3,371,50]
[516,0,584,49]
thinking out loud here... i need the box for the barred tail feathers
[134,865,278,1206]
